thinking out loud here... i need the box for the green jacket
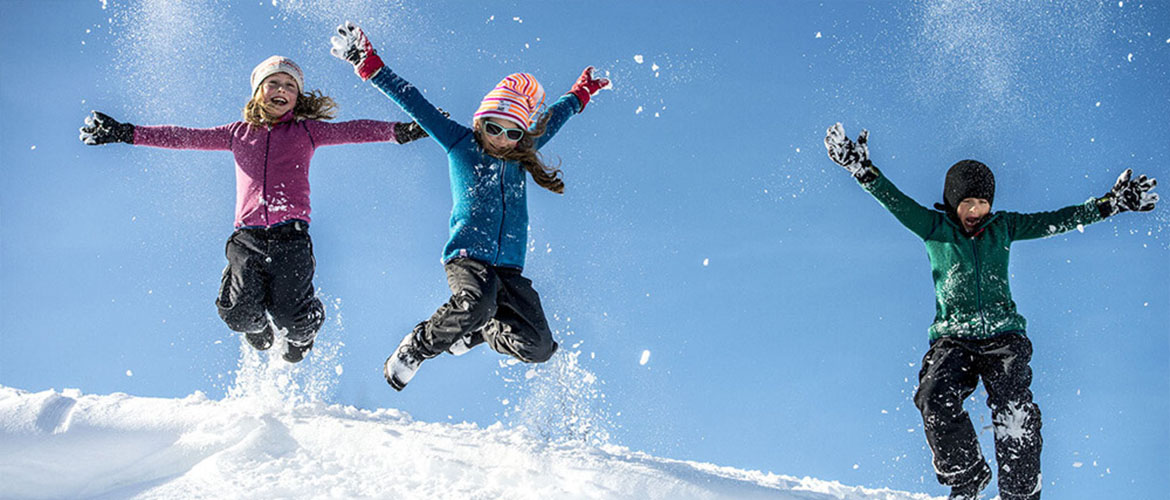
[861,169,1106,342]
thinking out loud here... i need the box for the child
[329,22,609,390]
[824,123,1157,500]
[79,55,429,363]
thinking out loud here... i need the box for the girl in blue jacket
[331,22,609,390]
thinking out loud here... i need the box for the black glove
[824,122,875,182]
[1098,168,1158,217]
[80,111,134,145]
[393,108,449,144]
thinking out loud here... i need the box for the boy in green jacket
[824,123,1157,500]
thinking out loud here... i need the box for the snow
[0,384,941,500]
[639,350,651,365]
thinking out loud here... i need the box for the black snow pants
[216,220,324,346]
[914,333,1042,500]
[416,258,557,363]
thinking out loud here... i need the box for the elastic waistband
[235,219,309,235]
[929,329,1026,346]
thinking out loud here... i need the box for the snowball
[639,350,651,365]
[702,258,709,266]
[815,32,822,38]
[634,55,644,64]
[125,370,133,377]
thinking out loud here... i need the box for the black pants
[418,258,557,363]
[914,334,1042,500]
[216,220,323,346]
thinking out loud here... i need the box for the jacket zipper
[494,162,508,265]
[970,236,988,337]
[262,126,272,226]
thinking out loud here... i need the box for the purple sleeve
[133,123,237,151]
[303,120,399,147]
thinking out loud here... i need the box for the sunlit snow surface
[0,380,941,500]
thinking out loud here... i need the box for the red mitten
[331,22,385,81]
[568,66,609,112]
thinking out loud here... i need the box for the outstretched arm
[331,22,464,151]
[1007,168,1158,241]
[305,118,433,147]
[535,66,609,150]
[825,123,940,239]
[81,110,233,150]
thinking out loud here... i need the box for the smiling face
[258,72,299,119]
[956,197,991,233]
[478,117,525,154]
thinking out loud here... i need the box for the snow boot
[245,323,275,351]
[949,462,992,500]
[283,339,313,363]
[447,326,486,356]
[384,323,435,391]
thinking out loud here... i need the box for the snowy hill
[0,384,940,500]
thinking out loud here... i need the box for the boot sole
[383,356,407,391]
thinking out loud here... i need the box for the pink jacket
[133,113,400,228]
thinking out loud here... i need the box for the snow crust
[0,383,940,499]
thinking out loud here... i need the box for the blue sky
[2,1,1167,498]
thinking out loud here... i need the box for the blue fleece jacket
[369,67,580,270]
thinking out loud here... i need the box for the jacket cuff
[854,161,878,184]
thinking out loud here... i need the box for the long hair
[242,89,337,127]
[474,114,564,194]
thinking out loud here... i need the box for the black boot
[384,323,436,390]
[283,339,313,363]
[949,462,992,500]
[245,323,275,351]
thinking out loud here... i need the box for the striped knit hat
[474,73,546,129]
[250,56,304,95]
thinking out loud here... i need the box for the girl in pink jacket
[80,56,427,362]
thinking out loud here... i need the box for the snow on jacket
[860,168,1106,342]
[368,67,580,270]
[133,112,401,228]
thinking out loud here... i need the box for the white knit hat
[250,56,304,95]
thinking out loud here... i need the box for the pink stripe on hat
[474,73,546,129]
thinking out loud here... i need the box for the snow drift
[0,384,939,500]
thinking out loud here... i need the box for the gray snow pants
[915,333,1042,500]
[215,220,324,345]
[416,258,557,363]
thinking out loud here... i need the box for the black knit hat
[934,159,995,212]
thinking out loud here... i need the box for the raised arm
[331,22,464,151]
[1006,168,1158,241]
[825,123,940,239]
[535,66,609,150]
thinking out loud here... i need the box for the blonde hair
[242,89,337,127]
[474,114,564,194]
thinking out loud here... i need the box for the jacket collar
[936,208,1000,238]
